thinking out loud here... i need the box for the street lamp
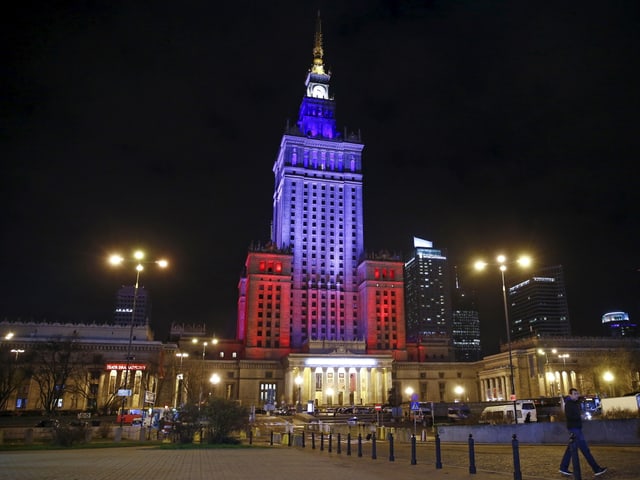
[175,352,188,408]
[405,386,414,401]
[603,371,614,397]
[109,250,168,427]
[210,373,220,397]
[454,385,464,402]
[538,348,558,396]
[295,375,303,412]
[558,353,569,367]
[192,338,209,411]
[475,254,531,423]
[10,349,24,361]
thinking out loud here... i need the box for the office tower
[509,265,571,340]
[114,285,150,327]
[602,311,637,337]
[404,237,453,343]
[238,16,369,354]
[451,270,481,361]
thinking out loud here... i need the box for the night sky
[2,1,639,355]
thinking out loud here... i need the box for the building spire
[311,10,325,75]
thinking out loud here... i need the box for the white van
[480,400,537,424]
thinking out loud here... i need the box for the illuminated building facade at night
[404,237,453,359]
[509,265,572,340]
[235,16,406,407]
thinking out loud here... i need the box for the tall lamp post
[175,353,188,408]
[475,254,531,423]
[109,250,168,427]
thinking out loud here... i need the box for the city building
[451,271,481,362]
[404,237,452,342]
[235,15,399,407]
[509,265,571,340]
[2,16,639,417]
[114,285,150,327]
[602,311,637,337]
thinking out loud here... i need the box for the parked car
[35,419,60,428]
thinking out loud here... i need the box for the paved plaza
[1,442,638,480]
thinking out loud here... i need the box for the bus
[116,408,143,425]
[480,400,537,424]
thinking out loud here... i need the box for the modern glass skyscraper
[404,237,452,343]
[451,271,481,362]
[509,265,572,340]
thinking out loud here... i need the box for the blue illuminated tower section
[272,16,365,349]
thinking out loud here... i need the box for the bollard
[468,434,477,474]
[511,434,522,480]
[328,433,332,453]
[312,431,316,449]
[301,431,305,448]
[371,433,377,460]
[411,434,417,465]
[358,433,363,457]
[347,432,352,456]
[569,433,582,480]
[288,431,292,447]
[435,432,443,469]
[270,431,274,446]
[337,433,342,454]
[388,432,395,462]
[320,432,325,451]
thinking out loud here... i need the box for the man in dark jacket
[559,388,607,476]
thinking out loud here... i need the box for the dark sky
[2,1,639,355]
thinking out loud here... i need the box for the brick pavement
[1,442,637,480]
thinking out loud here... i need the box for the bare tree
[0,346,31,411]
[30,336,85,414]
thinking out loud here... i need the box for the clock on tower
[307,83,328,99]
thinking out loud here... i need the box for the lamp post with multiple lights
[109,250,168,427]
[10,349,24,361]
[175,352,189,407]
[475,254,531,423]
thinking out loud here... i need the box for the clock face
[311,84,327,99]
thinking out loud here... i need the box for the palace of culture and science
[1,17,638,414]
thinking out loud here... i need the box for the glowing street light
[475,254,531,422]
[210,373,221,397]
[404,386,414,401]
[109,250,168,427]
[454,385,465,401]
[603,371,615,397]
[10,348,25,361]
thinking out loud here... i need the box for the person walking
[559,388,607,476]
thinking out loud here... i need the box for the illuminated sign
[304,357,378,367]
[107,363,147,371]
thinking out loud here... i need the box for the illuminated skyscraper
[237,16,407,361]
[451,271,481,362]
[509,265,571,340]
[404,237,452,342]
